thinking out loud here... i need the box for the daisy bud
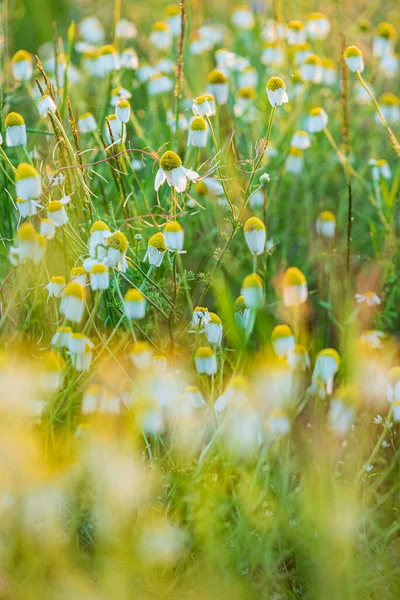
[5,112,27,147]
[16,163,41,200]
[145,233,167,267]
[306,12,330,40]
[231,5,255,30]
[38,94,57,117]
[205,313,223,346]
[386,366,400,403]
[271,324,295,357]
[60,281,87,324]
[188,116,209,148]
[311,348,341,396]
[149,21,172,50]
[47,200,68,227]
[291,130,311,150]
[40,218,56,240]
[316,211,336,238]
[106,232,129,271]
[266,77,289,107]
[244,217,266,255]
[164,221,184,251]
[282,267,308,307]
[207,69,229,105]
[286,147,304,174]
[192,94,216,117]
[184,386,206,408]
[378,93,400,124]
[51,326,72,348]
[192,306,211,329]
[233,295,251,329]
[70,266,87,286]
[130,341,153,370]
[268,408,291,436]
[41,350,65,393]
[300,53,323,83]
[90,263,109,291]
[120,48,139,70]
[98,45,119,75]
[307,107,328,133]
[373,22,397,58]
[343,45,364,73]
[12,50,33,81]
[287,20,306,45]
[78,112,97,134]
[195,346,217,375]
[241,273,264,309]
[46,276,66,298]
[124,289,146,320]
[116,100,131,123]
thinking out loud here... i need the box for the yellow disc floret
[148,232,167,251]
[160,150,182,171]
[283,267,306,286]
[91,263,108,274]
[107,231,128,252]
[195,346,214,358]
[164,221,183,233]
[5,112,25,127]
[190,117,207,131]
[266,76,285,91]
[242,273,263,289]
[244,216,266,232]
[207,69,228,84]
[125,289,145,302]
[90,220,110,234]
[63,281,87,300]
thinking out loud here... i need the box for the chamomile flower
[322,58,337,85]
[287,344,311,371]
[244,217,266,255]
[370,158,391,181]
[5,112,27,147]
[271,324,295,357]
[38,94,57,117]
[130,341,153,370]
[155,151,199,193]
[90,263,109,291]
[98,45,120,75]
[70,339,93,372]
[261,42,284,67]
[311,348,341,396]
[78,112,97,134]
[116,100,131,123]
[192,94,216,117]
[360,330,385,350]
[124,289,146,320]
[165,4,181,36]
[149,21,172,50]
[79,16,105,44]
[41,350,65,393]
[106,231,129,271]
[291,130,311,150]
[373,22,397,58]
[148,73,174,96]
[328,387,355,435]
[120,48,139,70]
[286,147,304,174]
[268,408,291,436]
[316,211,336,238]
[16,163,41,200]
[12,50,33,81]
[40,218,56,240]
[163,221,184,251]
[380,52,399,78]
[355,292,381,307]
[47,198,70,227]
[144,233,167,267]
[266,77,288,107]
[16,197,40,218]
[306,13,330,40]
[191,307,211,329]
[214,376,248,413]
[241,273,264,309]
[231,5,255,30]
[238,65,258,89]
[184,386,206,408]
[262,19,287,42]
[60,281,87,324]
[343,46,364,73]
[104,114,125,144]
[195,346,217,375]
[207,69,229,105]
[70,266,87,286]
[187,116,209,147]
[307,107,328,133]
[166,111,188,133]
[293,42,312,66]
[137,63,157,83]
[233,295,251,329]
[81,384,107,415]
[116,18,137,39]
[205,313,223,346]
[300,54,323,83]
[110,86,132,105]
[378,93,400,124]
[234,87,257,121]
[282,267,308,307]
[287,20,306,45]
[89,220,111,258]
[46,276,66,298]
[51,326,72,348]
[386,366,400,403]
[12,223,38,263]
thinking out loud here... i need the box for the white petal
[183,167,200,182]
[154,168,166,191]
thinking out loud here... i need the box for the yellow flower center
[160,150,182,171]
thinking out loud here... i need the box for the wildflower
[311,348,341,396]
[386,367,400,403]
[262,41,284,67]
[234,87,257,120]
[195,346,217,375]
[187,116,208,148]
[51,326,72,348]
[287,344,311,371]
[40,218,56,240]
[244,217,266,255]
[16,197,40,218]
[60,281,87,323]
[164,221,184,251]
[198,23,224,45]
[287,20,306,45]
[205,312,223,346]
[78,112,97,134]
[155,151,199,193]
[47,198,70,227]
[360,330,385,350]
[5,112,27,147]
[89,220,111,258]
[266,77,288,107]
[184,386,206,408]
[90,263,109,291]
[207,69,229,105]
[149,21,172,50]
[355,292,381,307]
[124,289,146,320]
[71,339,93,372]
[322,57,337,85]
[110,86,132,105]
[116,18,137,39]
[282,267,308,307]
[307,107,328,133]
[286,147,304,174]
[238,66,258,89]
[370,158,391,181]
[144,233,167,267]
[328,387,356,435]
[120,48,139,70]
[300,54,323,83]
[79,16,105,44]
[137,63,157,82]
[104,114,125,144]
[214,376,248,412]
[293,42,312,66]
[306,12,330,39]
[46,276,65,298]
[38,94,57,117]
[192,306,211,329]
[316,211,336,238]
[378,93,400,123]
[69,333,89,355]
[98,45,119,75]
[166,110,188,133]
[394,402,400,422]
[70,266,87,286]
[380,52,398,78]
[15,163,41,201]
[373,22,397,58]
[268,408,291,436]
[165,4,181,36]
[215,48,237,72]
[12,50,33,81]
[241,273,264,309]
[192,94,216,117]
[231,5,254,29]
[189,38,213,56]
[130,341,153,370]
[81,384,107,415]
[234,295,251,329]
[41,350,65,393]
[116,100,130,123]
[106,231,129,271]
[194,177,224,200]
[262,19,287,42]
[291,130,310,150]
[343,46,364,73]
[148,73,174,96]
[271,324,295,357]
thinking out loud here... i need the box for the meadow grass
[0,0,400,598]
